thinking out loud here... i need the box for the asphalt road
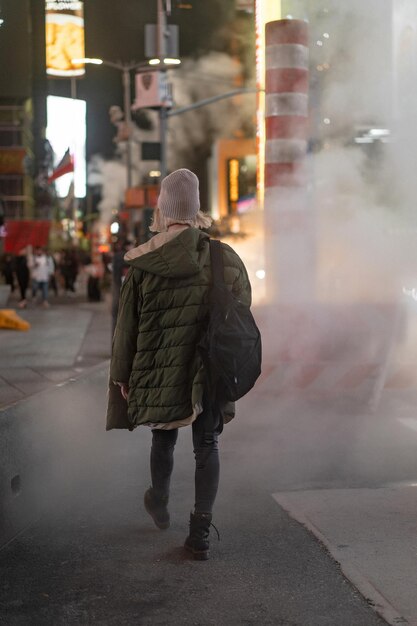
[0,365,390,626]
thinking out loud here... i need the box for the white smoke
[309,0,393,134]
[302,0,417,302]
[260,0,417,410]
[167,52,256,171]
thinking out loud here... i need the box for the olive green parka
[106,227,251,431]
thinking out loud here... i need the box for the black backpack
[199,239,262,402]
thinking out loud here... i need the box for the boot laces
[210,521,220,542]
[190,513,221,541]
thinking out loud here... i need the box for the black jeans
[150,397,221,514]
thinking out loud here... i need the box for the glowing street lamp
[72,57,103,65]
[148,57,181,66]
[162,58,181,65]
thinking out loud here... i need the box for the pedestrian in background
[47,250,58,298]
[28,246,54,308]
[61,249,78,295]
[15,247,30,308]
[107,169,251,560]
[84,255,102,302]
[1,253,15,294]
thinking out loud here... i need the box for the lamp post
[72,57,151,189]
[145,0,182,179]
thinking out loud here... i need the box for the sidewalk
[273,486,417,626]
[0,295,111,408]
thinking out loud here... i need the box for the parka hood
[124,227,210,278]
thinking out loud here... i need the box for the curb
[273,492,409,626]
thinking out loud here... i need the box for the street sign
[133,71,173,109]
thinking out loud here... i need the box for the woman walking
[107,169,251,560]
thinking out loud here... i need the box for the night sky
[47,0,237,159]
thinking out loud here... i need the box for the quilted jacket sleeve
[110,268,140,384]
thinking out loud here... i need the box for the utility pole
[157,0,168,59]
[159,107,168,178]
[157,0,169,179]
[74,57,148,190]
[122,67,133,189]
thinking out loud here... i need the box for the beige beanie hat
[151,168,212,232]
[158,168,200,220]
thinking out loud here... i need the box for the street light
[73,57,103,65]
[148,58,181,66]
[72,56,153,189]
[74,51,181,183]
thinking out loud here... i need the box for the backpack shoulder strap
[209,239,225,286]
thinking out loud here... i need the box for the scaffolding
[0,103,34,220]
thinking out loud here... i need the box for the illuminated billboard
[45,1,85,77]
[46,95,86,198]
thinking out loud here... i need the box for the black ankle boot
[144,487,170,530]
[184,512,213,560]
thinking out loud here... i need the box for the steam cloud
[261,0,417,414]
[288,0,417,302]
[167,52,256,172]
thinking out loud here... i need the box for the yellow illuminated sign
[45,1,85,77]
[229,159,240,203]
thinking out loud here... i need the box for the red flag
[48,148,74,184]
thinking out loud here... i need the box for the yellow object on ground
[0,309,31,331]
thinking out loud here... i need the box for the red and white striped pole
[264,19,314,302]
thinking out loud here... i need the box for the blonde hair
[149,206,212,233]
